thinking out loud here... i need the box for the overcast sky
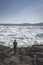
[0,0,43,24]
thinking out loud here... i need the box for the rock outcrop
[0,45,43,65]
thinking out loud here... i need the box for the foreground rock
[0,45,43,65]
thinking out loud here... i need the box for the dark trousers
[13,47,17,55]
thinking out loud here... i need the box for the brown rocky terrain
[0,45,43,65]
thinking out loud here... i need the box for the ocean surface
[0,25,43,47]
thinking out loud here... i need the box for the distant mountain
[0,23,31,26]
[32,22,43,26]
[0,22,43,26]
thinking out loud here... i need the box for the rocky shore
[0,45,43,65]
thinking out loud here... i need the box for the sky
[0,0,43,24]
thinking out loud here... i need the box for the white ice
[0,26,43,47]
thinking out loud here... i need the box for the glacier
[0,25,43,47]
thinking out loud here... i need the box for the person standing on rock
[13,39,17,55]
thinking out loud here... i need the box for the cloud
[0,0,43,23]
